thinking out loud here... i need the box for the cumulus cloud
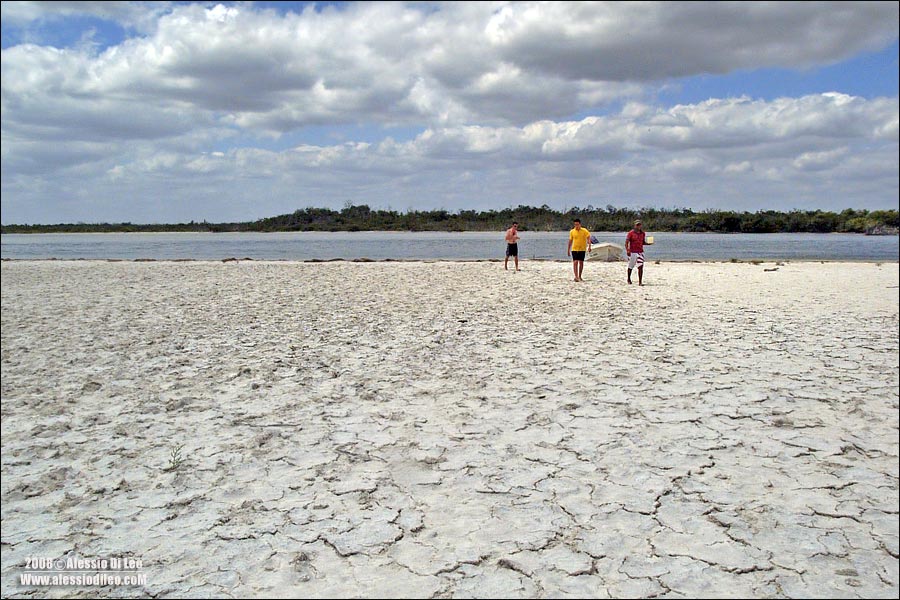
[4,1,898,137]
[4,93,896,222]
[0,1,171,31]
[486,1,899,80]
[1,1,898,222]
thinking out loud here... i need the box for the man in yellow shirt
[567,218,592,282]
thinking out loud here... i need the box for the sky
[1,1,898,224]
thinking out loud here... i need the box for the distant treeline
[3,205,898,234]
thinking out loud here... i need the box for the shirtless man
[505,222,521,271]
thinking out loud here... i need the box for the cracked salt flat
[1,260,898,598]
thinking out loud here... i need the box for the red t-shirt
[626,230,645,253]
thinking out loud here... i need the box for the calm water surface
[2,231,897,261]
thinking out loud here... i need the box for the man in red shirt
[625,220,646,285]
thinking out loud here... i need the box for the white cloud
[486,1,899,80]
[793,147,849,171]
[1,2,898,222]
[0,1,172,31]
[4,1,898,139]
[4,93,896,222]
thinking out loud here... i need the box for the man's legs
[572,259,579,281]
[514,256,519,271]
[638,265,643,286]
[627,267,632,284]
[505,255,509,270]
[577,260,584,280]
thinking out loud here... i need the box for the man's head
[634,220,643,231]
[573,219,582,230]
[511,222,518,230]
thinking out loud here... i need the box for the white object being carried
[588,243,625,261]
[646,236,654,245]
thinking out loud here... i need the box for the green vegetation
[2,205,898,234]
[162,444,186,472]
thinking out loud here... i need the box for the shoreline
[2,257,899,263]
[2,229,897,236]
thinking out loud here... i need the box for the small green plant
[163,444,186,472]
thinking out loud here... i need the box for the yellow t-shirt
[569,228,591,251]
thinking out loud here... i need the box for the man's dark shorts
[571,250,586,261]
[506,243,518,257]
